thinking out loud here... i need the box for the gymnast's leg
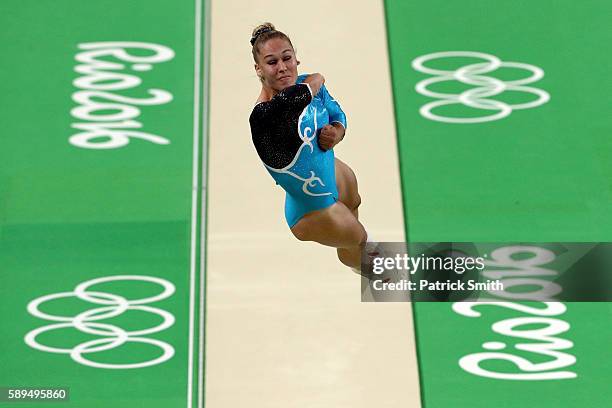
[334,158,364,267]
[289,158,366,269]
[290,201,366,268]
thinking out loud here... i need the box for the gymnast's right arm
[250,73,324,124]
[250,74,325,168]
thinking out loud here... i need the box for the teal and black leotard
[249,74,347,227]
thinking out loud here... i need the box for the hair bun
[250,23,275,46]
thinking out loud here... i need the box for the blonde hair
[250,22,294,63]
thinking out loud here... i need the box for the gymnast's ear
[254,63,262,77]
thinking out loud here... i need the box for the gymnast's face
[255,38,299,93]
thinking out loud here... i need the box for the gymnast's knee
[351,193,362,212]
[290,222,310,242]
[357,227,367,247]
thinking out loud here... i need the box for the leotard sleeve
[251,83,313,123]
[319,84,347,129]
[249,83,313,169]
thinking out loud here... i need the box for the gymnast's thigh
[290,201,366,248]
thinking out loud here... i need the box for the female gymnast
[248,23,376,273]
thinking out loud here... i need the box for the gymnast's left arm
[318,85,347,151]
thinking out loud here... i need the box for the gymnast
[248,23,382,273]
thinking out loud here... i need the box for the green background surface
[0,1,205,407]
[384,0,611,407]
[2,1,610,407]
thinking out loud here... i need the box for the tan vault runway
[205,0,421,407]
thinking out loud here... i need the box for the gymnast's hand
[304,73,325,96]
[318,123,344,151]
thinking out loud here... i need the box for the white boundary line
[188,0,202,406]
[198,0,211,405]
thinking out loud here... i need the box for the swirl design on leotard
[265,106,332,197]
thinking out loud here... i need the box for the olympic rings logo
[412,51,550,123]
[24,275,176,369]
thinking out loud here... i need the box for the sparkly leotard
[249,74,347,227]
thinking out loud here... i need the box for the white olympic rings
[24,275,176,369]
[412,51,550,123]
